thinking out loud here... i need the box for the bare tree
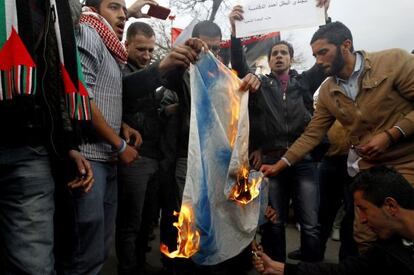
[149,19,173,61]
[172,0,226,22]
[281,32,308,72]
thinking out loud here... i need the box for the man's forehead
[354,191,379,209]
[101,0,126,8]
[271,44,289,52]
[130,34,155,42]
[311,38,334,49]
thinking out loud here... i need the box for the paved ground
[102,223,340,274]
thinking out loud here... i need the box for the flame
[220,66,242,148]
[160,204,200,258]
[229,166,262,205]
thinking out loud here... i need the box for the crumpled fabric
[183,52,268,265]
[347,148,362,177]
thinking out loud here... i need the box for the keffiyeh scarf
[79,6,127,64]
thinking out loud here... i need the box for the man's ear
[384,197,399,216]
[341,39,353,53]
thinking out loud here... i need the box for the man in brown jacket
[261,21,414,183]
[261,21,414,251]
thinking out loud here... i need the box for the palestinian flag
[0,0,36,100]
[51,0,91,121]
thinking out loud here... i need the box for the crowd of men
[0,0,413,274]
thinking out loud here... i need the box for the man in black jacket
[253,166,414,275]
[116,21,164,275]
[229,5,327,262]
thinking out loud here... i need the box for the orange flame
[221,67,242,148]
[229,166,262,205]
[160,204,200,258]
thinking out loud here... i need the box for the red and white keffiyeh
[79,7,127,64]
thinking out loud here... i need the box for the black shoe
[287,249,302,260]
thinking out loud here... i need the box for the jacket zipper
[283,90,289,149]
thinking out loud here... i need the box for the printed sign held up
[235,0,325,38]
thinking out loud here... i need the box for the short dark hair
[267,40,294,61]
[351,166,414,209]
[83,0,101,9]
[126,22,155,41]
[310,21,353,51]
[191,20,222,40]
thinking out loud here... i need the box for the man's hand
[249,149,263,170]
[67,150,94,192]
[252,249,285,275]
[159,38,207,73]
[265,206,278,224]
[240,73,261,93]
[356,132,392,159]
[316,0,330,10]
[185,38,209,54]
[260,160,288,177]
[229,5,244,36]
[121,122,143,148]
[127,0,158,18]
[119,145,139,165]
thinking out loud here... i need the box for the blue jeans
[261,156,320,262]
[56,161,117,275]
[116,156,159,275]
[0,146,55,275]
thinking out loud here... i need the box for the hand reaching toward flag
[159,38,208,72]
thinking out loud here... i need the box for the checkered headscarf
[79,6,127,64]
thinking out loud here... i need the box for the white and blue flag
[183,52,268,265]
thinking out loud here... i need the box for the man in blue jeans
[0,0,93,274]
[116,22,163,275]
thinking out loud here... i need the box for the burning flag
[174,52,268,265]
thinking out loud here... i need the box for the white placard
[235,0,325,38]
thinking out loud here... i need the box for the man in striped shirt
[55,0,208,274]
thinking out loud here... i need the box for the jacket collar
[327,50,387,95]
[267,69,299,80]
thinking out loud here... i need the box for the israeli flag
[183,52,268,265]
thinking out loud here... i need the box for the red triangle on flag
[171,27,183,44]
[78,80,89,97]
[61,64,77,94]
[0,27,36,70]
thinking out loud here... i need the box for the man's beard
[329,46,345,76]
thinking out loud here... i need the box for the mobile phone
[146,4,171,20]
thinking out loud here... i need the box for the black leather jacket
[230,36,325,153]
[122,60,163,159]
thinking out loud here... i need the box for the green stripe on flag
[0,0,7,47]
[32,68,37,95]
[21,66,26,94]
